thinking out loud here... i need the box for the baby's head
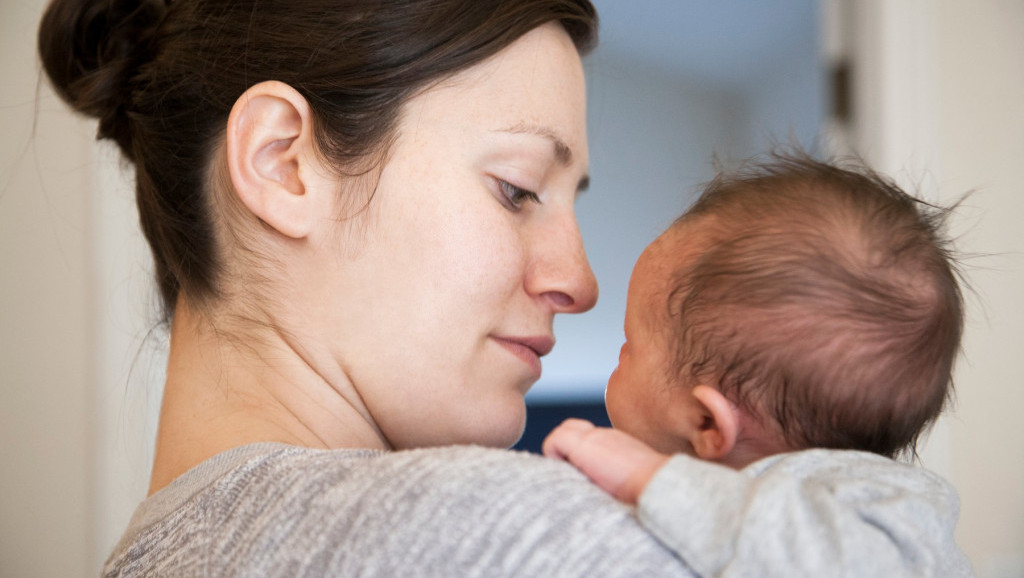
[606,154,963,466]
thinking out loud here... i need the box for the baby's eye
[497,179,541,211]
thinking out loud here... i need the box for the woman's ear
[225,80,318,239]
[687,385,740,461]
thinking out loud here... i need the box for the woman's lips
[491,335,555,378]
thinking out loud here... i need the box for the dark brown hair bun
[38,0,166,158]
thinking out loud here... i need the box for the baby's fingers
[542,418,596,461]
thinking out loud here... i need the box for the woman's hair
[665,153,964,459]
[38,0,598,318]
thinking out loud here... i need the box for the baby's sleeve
[636,449,975,577]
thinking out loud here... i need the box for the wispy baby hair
[667,152,963,458]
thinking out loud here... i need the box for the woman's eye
[497,179,541,210]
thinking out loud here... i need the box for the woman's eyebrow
[498,122,574,165]
[496,123,589,193]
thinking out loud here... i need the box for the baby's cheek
[603,372,623,425]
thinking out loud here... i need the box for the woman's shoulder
[106,443,695,577]
[321,443,595,490]
[224,443,610,506]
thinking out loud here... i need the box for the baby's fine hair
[666,153,963,458]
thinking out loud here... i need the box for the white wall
[848,2,1024,576]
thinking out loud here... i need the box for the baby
[544,153,974,576]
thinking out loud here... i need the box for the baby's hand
[542,419,669,505]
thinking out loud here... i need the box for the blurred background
[2,1,1022,576]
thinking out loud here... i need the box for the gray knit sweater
[104,444,694,577]
[638,449,974,577]
[104,444,972,577]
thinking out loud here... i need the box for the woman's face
[306,23,596,449]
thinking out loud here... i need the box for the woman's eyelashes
[497,179,541,211]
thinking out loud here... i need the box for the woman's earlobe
[688,385,740,461]
[225,81,317,239]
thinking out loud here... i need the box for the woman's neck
[147,300,389,495]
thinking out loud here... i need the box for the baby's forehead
[650,216,718,273]
[629,223,710,322]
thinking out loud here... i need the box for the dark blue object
[514,400,612,454]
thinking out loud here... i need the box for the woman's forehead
[395,23,588,159]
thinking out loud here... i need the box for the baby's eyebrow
[497,123,589,193]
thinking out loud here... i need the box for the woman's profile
[38,0,696,575]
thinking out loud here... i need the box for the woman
[39,0,694,575]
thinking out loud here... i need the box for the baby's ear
[687,385,740,461]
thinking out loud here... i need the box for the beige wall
[937,3,1024,576]
[849,2,1024,576]
[0,1,95,575]
[2,2,157,575]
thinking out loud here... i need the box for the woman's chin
[386,396,527,450]
[457,398,529,449]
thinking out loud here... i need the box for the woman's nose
[527,214,599,314]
